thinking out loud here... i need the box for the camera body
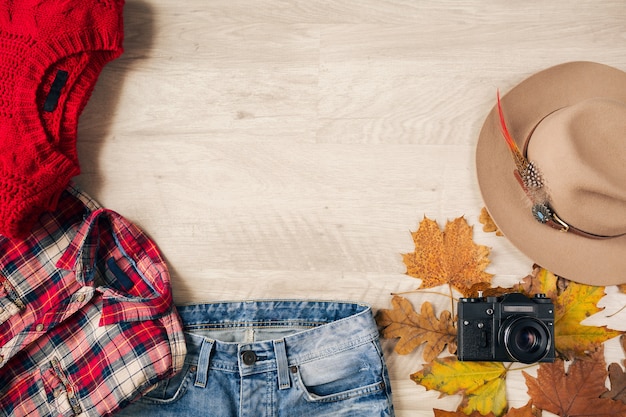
[457,292,555,363]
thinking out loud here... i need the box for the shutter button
[242,350,257,365]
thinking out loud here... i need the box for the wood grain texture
[74,1,626,415]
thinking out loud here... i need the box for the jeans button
[242,350,257,365]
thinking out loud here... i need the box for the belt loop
[194,338,214,388]
[273,339,290,390]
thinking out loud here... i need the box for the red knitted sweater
[0,0,124,239]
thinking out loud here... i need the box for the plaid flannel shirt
[0,185,186,417]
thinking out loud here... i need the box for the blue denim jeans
[117,300,395,417]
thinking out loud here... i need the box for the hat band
[512,172,612,240]
[499,93,623,240]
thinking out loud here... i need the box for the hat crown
[526,98,626,237]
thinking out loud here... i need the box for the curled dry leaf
[402,216,493,296]
[375,296,456,362]
[479,207,503,236]
[601,362,626,403]
[466,282,513,298]
[516,266,559,299]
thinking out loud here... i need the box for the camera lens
[515,328,538,351]
[502,317,551,363]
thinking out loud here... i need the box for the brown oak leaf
[524,349,626,416]
[402,216,493,296]
[479,207,503,236]
[375,296,456,361]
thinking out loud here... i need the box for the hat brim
[476,61,626,286]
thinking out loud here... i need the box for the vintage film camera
[456,293,555,363]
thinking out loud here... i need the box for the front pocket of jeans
[293,341,386,403]
[138,363,195,405]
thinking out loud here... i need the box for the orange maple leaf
[524,349,626,417]
[375,296,456,361]
[402,216,493,296]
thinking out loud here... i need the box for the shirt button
[35,324,44,332]
[241,350,257,365]
[76,294,86,303]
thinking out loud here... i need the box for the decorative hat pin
[496,92,580,235]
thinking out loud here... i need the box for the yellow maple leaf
[555,281,623,359]
[411,356,508,416]
[402,216,493,296]
[375,296,456,361]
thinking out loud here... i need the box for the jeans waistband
[175,300,379,389]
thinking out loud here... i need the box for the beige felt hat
[476,61,626,286]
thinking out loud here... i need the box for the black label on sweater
[43,69,69,112]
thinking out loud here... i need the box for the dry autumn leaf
[479,207,503,236]
[524,349,626,417]
[505,402,542,417]
[411,356,508,416]
[601,362,626,404]
[434,409,495,417]
[516,266,559,300]
[403,216,493,296]
[466,282,513,298]
[376,296,456,362]
[434,402,541,417]
[555,281,623,360]
[601,334,626,404]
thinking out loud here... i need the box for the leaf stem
[506,363,539,373]
[449,284,455,318]
[606,304,626,318]
[391,289,458,301]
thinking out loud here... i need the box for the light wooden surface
[74,1,626,415]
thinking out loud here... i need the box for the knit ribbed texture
[0,0,124,239]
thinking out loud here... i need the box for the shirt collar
[56,208,173,325]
